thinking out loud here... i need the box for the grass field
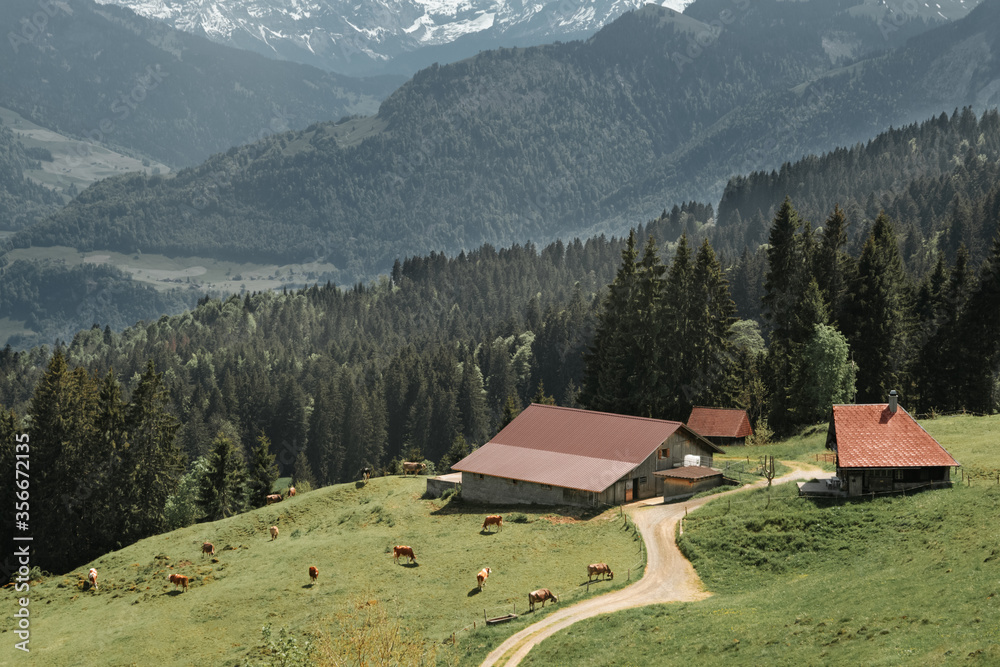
[1,476,642,665]
[522,414,1000,666]
[0,106,170,199]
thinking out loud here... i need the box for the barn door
[625,479,633,502]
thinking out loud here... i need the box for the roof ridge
[526,402,683,426]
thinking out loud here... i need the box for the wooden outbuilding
[827,391,959,497]
[686,407,753,447]
[452,404,723,507]
[654,466,725,501]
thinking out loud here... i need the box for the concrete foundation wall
[425,476,460,498]
[461,473,569,505]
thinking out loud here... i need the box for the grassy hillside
[522,414,1000,666]
[1,476,642,665]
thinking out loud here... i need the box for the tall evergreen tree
[814,205,853,326]
[955,234,1000,412]
[198,430,247,520]
[844,213,914,403]
[247,431,279,507]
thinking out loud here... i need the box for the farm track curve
[480,462,827,667]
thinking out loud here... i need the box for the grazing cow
[88,568,98,591]
[477,567,492,590]
[168,573,189,592]
[393,545,416,564]
[528,588,557,612]
[482,515,503,532]
[402,461,426,476]
[201,541,215,557]
[266,493,283,505]
[587,563,613,581]
[288,486,296,497]
[309,566,319,583]
[359,466,372,482]
[269,526,279,541]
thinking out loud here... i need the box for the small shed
[654,466,724,501]
[686,407,753,447]
[828,392,959,497]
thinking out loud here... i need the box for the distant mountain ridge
[0,0,402,167]
[17,0,998,283]
[95,0,695,75]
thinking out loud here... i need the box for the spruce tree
[955,234,1000,412]
[198,430,248,520]
[247,431,279,507]
[844,213,914,403]
[813,205,853,326]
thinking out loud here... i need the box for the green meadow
[523,414,1000,666]
[1,477,641,665]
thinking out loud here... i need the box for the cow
[402,461,426,476]
[88,568,98,591]
[201,541,215,557]
[482,515,503,532]
[587,563,613,581]
[168,573,189,592]
[288,486,296,497]
[477,567,492,590]
[393,545,416,564]
[266,493,283,505]
[309,566,319,583]
[269,526,279,541]
[528,588,557,612]
[359,466,372,482]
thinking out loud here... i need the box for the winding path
[480,463,826,667]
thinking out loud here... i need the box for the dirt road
[480,463,826,667]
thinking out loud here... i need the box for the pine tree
[531,381,557,405]
[292,449,317,490]
[501,394,521,428]
[457,351,490,444]
[844,213,914,403]
[813,205,853,326]
[198,430,248,520]
[247,431,279,507]
[955,234,1000,412]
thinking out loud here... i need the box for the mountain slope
[0,0,401,167]
[0,118,64,230]
[96,0,695,76]
[23,0,965,279]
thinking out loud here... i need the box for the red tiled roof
[831,404,959,468]
[686,407,753,438]
[452,404,721,493]
[653,465,722,480]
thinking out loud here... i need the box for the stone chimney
[888,389,898,414]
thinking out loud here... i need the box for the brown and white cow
[528,588,557,611]
[201,541,215,557]
[269,526,279,540]
[309,566,319,583]
[482,515,503,532]
[266,493,283,505]
[288,486,296,497]
[477,567,492,590]
[587,563,613,581]
[88,568,98,591]
[393,545,416,564]
[402,462,426,476]
[168,573,189,592]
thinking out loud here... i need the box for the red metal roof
[654,465,722,480]
[452,404,720,493]
[686,407,753,438]
[831,404,959,468]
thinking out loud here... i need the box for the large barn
[828,391,960,497]
[452,404,723,507]
[686,406,753,446]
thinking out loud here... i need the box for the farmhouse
[686,406,753,446]
[827,391,960,497]
[452,404,723,506]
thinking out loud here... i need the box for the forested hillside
[16,0,973,279]
[0,0,400,167]
[0,119,63,229]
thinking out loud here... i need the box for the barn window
[640,476,647,484]
[541,484,551,490]
[478,474,484,480]
[510,479,518,485]
[659,448,670,459]
[894,470,904,480]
